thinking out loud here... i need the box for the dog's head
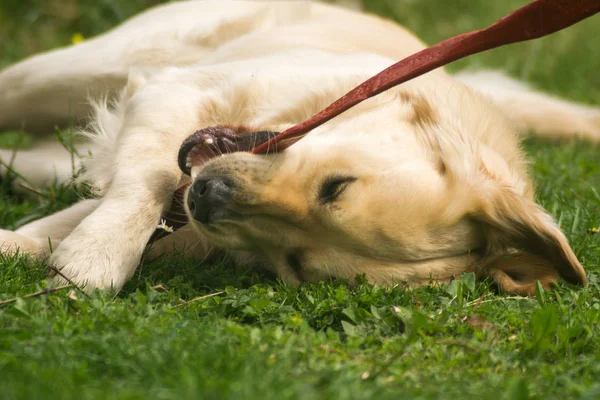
[181,88,586,295]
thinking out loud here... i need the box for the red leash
[252,0,600,154]
[151,0,599,244]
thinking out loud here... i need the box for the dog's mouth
[177,126,280,176]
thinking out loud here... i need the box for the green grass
[1,0,600,399]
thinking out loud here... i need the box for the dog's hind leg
[0,0,278,134]
[456,70,600,142]
[0,43,127,134]
[0,199,100,259]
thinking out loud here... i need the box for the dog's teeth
[204,138,214,145]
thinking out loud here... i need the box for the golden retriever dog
[0,0,597,295]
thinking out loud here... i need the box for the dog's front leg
[49,83,206,292]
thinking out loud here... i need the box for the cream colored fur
[0,0,596,293]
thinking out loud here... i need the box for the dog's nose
[187,177,233,224]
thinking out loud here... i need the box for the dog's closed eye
[318,176,356,204]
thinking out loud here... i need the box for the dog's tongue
[177,126,279,176]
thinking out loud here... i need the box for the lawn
[1,0,600,399]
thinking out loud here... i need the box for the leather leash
[150,0,599,244]
[251,0,600,154]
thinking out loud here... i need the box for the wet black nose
[187,177,233,224]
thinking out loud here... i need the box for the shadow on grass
[120,251,277,299]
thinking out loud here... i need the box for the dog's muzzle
[187,176,234,224]
[179,126,280,226]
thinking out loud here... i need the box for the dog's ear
[472,185,586,296]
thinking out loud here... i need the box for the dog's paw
[0,229,45,258]
[48,223,143,292]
